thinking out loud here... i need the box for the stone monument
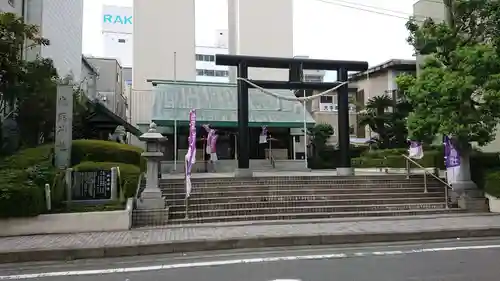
[137,122,167,209]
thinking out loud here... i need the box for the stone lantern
[138,122,167,209]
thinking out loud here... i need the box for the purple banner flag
[185,109,196,197]
[408,140,424,159]
[444,135,460,168]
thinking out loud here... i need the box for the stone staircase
[160,159,309,174]
[159,174,462,225]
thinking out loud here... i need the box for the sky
[82,0,417,67]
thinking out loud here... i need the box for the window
[215,70,228,77]
[196,69,228,77]
[304,75,322,82]
[196,54,215,62]
[203,69,215,76]
[8,0,14,7]
[320,95,333,104]
[118,38,126,43]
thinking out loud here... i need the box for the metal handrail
[401,154,450,209]
[270,154,276,169]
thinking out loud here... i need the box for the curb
[2,228,500,263]
[161,213,500,229]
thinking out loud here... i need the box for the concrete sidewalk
[2,214,500,263]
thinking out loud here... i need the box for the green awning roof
[151,81,316,128]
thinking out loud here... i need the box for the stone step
[163,187,445,200]
[165,191,446,205]
[159,176,442,186]
[171,202,449,218]
[168,197,446,213]
[160,182,445,193]
[168,208,463,224]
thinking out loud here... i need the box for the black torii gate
[215,54,368,175]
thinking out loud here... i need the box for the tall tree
[358,93,412,149]
[16,57,58,146]
[309,123,334,158]
[0,12,49,112]
[396,0,500,192]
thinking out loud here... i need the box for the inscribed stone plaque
[55,85,73,169]
[72,170,112,200]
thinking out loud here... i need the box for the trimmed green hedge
[72,161,141,199]
[0,169,45,218]
[360,148,409,159]
[0,140,145,217]
[0,145,56,217]
[71,140,145,170]
[471,152,500,189]
[353,149,500,190]
[485,170,500,197]
[0,144,52,170]
[352,150,442,168]
[308,146,369,169]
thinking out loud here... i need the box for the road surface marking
[1,244,500,280]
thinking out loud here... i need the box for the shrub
[353,150,441,168]
[0,144,53,170]
[471,152,500,189]
[308,146,370,169]
[71,140,145,169]
[0,169,45,217]
[485,170,500,197]
[0,144,56,186]
[361,148,409,158]
[0,145,58,216]
[72,161,141,199]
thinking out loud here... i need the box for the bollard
[44,183,51,211]
[65,168,73,204]
[111,167,118,200]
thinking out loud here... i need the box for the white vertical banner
[55,85,73,169]
[444,136,461,185]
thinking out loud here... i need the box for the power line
[312,0,409,20]
[319,0,412,17]
[311,0,446,22]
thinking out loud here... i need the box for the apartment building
[80,56,98,98]
[349,59,417,140]
[85,57,128,121]
[307,87,359,146]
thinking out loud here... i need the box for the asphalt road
[2,237,500,280]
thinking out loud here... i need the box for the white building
[102,5,133,67]
[127,0,322,148]
[228,0,294,81]
[1,0,84,81]
[195,30,230,83]
[101,5,230,83]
